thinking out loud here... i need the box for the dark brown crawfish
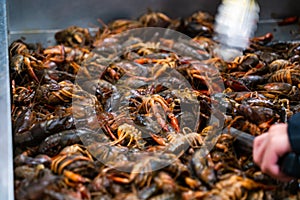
[268,68,300,85]
[268,59,293,72]
[14,114,75,147]
[15,167,60,200]
[107,19,143,34]
[202,174,274,200]
[226,98,278,126]
[80,79,117,106]
[14,165,43,180]
[51,150,96,187]
[128,90,180,132]
[237,104,278,126]
[86,142,130,165]
[287,42,300,59]
[191,149,217,188]
[14,153,52,168]
[9,40,44,83]
[35,80,84,105]
[228,53,260,72]
[54,26,92,48]
[38,128,108,156]
[43,187,91,200]
[164,131,203,156]
[138,10,171,27]
[223,74,251,92]
[238,75,266,91]
[178,11,214,38]
[43,44,90,65]
[12,106,36,137]
[259,82,300,101]
[108,153,184,188]
[100,63,126,84]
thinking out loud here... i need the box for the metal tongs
[214,0,260,61]
[223,127,300,178]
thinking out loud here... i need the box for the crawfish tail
[14,115,75,147]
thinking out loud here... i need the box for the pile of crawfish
[10,10,300,200]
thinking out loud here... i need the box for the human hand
[253,123,294,182]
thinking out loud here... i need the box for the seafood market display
[11,10,300,199]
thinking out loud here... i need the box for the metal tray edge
[0,0,15,199]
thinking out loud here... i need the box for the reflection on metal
[0,0,14,199]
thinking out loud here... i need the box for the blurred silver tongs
[214,0,260,61]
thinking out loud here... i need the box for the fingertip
[253,134,268,165]
[253,133,268,148]
[268,164,280,176]
[252,149,260,165]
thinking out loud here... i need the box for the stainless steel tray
[2,0,300,199]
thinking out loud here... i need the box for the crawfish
[228,116,263,136]
[268,68,300,85]
[43,187,91,200]
[259,82,300,101]
[138,10,171,27]
[87,142,130,166]
[250,32,274,45]
[51,151,96,187]
[108,155,163,188]
[108,19,143,34]
[38,128,108,156]
[110,123,146,149]
[14,165,42,180]
[269,59,292,72]
[129,90,179,132]
[35,80,85,105]
[191,149,217,187]
[240,104,277,125]
[43,44,90,65]
[178,11,214,38]
[9,40,44,83]
[14,114,76,146]
[13,106,36,137]
[227,98,278,126]
[15,167,60,200]
[54,26,92,47]
[238,75,266,91]
[14,153,52,168]
[165,131,203,155]
[41,69,76,84]
[203,174,274,200]
[229,53,260,72]
[223,74,251,92]
[80,79,117,106]
[100,63,126,84]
